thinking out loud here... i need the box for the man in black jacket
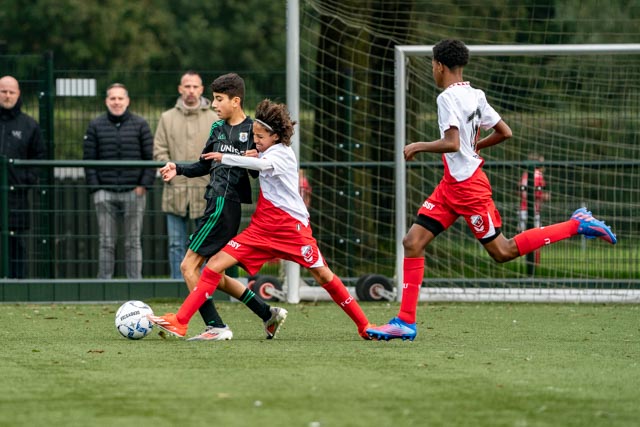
[0,75,46,278]
[83,83,154,279]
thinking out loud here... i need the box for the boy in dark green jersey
[159,73,286,341]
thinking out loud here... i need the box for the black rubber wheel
[246,275,259,290]
[252,275,283,302]
[355,274,372,301]
[355,274,393,301]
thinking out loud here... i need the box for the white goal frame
[394,44,640,304]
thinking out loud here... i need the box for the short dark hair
[433,39,469,69]
[181,70,201,80]
[210,73,245,106]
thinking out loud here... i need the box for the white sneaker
[264,307,288,339]
[187,325,233,341]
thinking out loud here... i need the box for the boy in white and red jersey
[366,39,617,341]
[148,99,373,340]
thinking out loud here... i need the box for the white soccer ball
[115,300,154,340]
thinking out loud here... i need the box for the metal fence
[2,54,638,303]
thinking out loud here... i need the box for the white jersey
[437,81,501,182]
[221,143,310,226]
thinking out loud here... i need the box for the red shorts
[221,219,327,276]
[417,169,502,240]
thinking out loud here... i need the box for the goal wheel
[246,275,259,290]
[355,274,393,301]
[252,275,283,302]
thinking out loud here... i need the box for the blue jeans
[166,213,202,279]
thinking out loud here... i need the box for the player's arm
[475,120,512,151]
[173,140,215,178]
[245,147,260,178]
[404,127,460,161]
[206,152,275,172]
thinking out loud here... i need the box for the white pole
[285,0,301,303]
[394,46,407,301]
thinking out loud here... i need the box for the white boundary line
[296,286,640,304]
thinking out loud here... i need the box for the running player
[148,99,373,340]
[366,39,617,341]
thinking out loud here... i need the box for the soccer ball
[115,300,154,340]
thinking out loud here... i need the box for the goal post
[286,42,640,304]
[292,1,640,305]
[395,43,640,303]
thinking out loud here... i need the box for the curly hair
[432,39,469,69]
[254,99,297,146]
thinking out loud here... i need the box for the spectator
[83,83,155,279]
[0,76,46,278]
[154,71,217,279]
[518,153,549,232]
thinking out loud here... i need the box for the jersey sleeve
[436,94,460,136]
[477,90,501,129]
[221,154,274,172]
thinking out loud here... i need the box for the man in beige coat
[154,71,217,279]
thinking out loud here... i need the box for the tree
[0,0,287,72]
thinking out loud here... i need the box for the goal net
[294,1,640,303]
[394,44,640,303]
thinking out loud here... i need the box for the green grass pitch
[0,301,638,427]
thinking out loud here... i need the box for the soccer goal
[283,43,640,304]
[394,43,640,303]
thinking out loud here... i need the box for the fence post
[0,156,8,277]
[37,51,55,278]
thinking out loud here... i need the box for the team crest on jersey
[239,132,249,142]
[301,245,314,263]
[470,215,485,232]
[12,130,22,140]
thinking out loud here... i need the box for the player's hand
[244,149,258,158]
[202,152,223,162]
[159,162,177,182]
[404,143,419,161]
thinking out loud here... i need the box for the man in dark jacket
[0,75,46,278]
[83,83,155,279]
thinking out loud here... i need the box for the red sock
[398,257,424,324]
[322,275,369,330]
[513,220,579,255]
[176,267,221,324]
